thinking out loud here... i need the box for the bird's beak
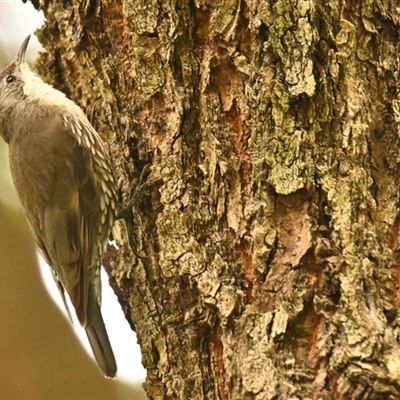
[17,35,31,65]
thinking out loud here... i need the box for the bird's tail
[85,286,117,378]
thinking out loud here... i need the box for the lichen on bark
[31,0,400,398]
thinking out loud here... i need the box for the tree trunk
[32,0,400,398]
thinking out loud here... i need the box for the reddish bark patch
[209,333,228,400]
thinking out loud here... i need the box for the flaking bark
[31,0,400,398]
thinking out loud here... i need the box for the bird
[0,35,118,378]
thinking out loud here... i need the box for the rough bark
[31,0,400,398]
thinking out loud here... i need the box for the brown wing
[9,106,117,327]
[9,117,102,326]
[40,142,98,326]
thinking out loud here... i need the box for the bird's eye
[6,75,16,84]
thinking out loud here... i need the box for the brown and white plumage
[0,36,118,377]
